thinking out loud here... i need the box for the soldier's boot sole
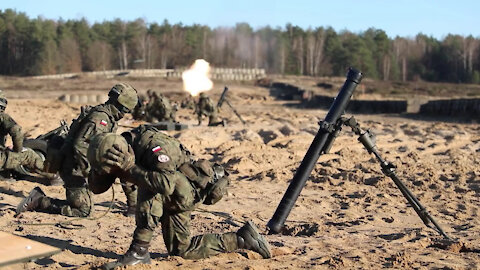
[237,221,272,259]
[16,187,46,214]
[102,253,151,270]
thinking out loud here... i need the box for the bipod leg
[225,99,246,125]
[343,117,450,239]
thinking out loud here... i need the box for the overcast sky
[1,0,478,39]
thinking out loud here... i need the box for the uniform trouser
[36,155,93,217]
[197,112,220,126]
[133,187,238,259]
[121,178,137,208]
[38,187,92,217]
[0,150,41,171]
[207,112,221,126]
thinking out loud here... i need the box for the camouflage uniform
[146,92,176,123]
[196,93,221,126]
[146,89,155,104]
[17,83,139,217]
[88,126,270,269]
[132,94,148,121]
[94,126,236,256]
[0,94,43,173]
[180,94,195,110]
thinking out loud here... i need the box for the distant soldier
[86,126,271,269]
[196,92,224,126]
[180,94,195,110]
[146,89,155,104]
[17,83,139,217]
[146,92,176,123]
[0,91,44,175]
[132,93,148,121]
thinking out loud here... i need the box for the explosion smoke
[182,59,213,97]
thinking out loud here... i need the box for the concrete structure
[32,68,266,82]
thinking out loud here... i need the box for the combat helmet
[108,83,139,113]
[0,90,7,112]
[87,133,130,174]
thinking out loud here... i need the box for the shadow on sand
[24,234,119,260]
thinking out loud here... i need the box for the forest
[0,8,479,83]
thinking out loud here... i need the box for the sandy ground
[0,78,480,269]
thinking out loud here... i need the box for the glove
[105,144,136,172]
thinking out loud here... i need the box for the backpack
[179,159,230,205]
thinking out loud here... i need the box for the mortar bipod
[339,116,450,239]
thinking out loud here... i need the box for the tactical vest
[44,105,117,173]
[65,105,94,142]
[44,106,94,173]
[65,105,117,144]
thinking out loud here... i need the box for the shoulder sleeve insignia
[158,154,170,163]
[100,120,108,126]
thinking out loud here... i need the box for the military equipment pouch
[44,135,66,173]
[178,159,213,189]
[203,175,230,205]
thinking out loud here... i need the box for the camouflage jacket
[128,125,200,211]
[64,104,118,176]
[197,96,216,115]
[148,95,174,119]
[0,112,23,152]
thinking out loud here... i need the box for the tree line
[1,9,479,83]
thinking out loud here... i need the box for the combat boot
[236,220,272,259]
[48,175,64,186]
[16,187,46,214]
[124,205,136,217]
[102,241,151,270]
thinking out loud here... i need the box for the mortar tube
[267,67,363,234]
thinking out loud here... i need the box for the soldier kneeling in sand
[86,125,271,269]
[0,91,44,177]
[196,92,225,126]
[145,91,177,123]
[16,83,139,217]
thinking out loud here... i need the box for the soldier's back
[134,126,190,172]
[0,112,16,147]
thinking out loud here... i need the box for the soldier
[0,91,44,175]
[146,89,155,104]
[146,91,176,123]
[196,92,224,126]
[86,126,271,269]
[180,93,195,110]
[132,93,148,121]
[17,83,139,217]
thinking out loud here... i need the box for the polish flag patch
[152,146,162,153]
[100,120,107,126]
